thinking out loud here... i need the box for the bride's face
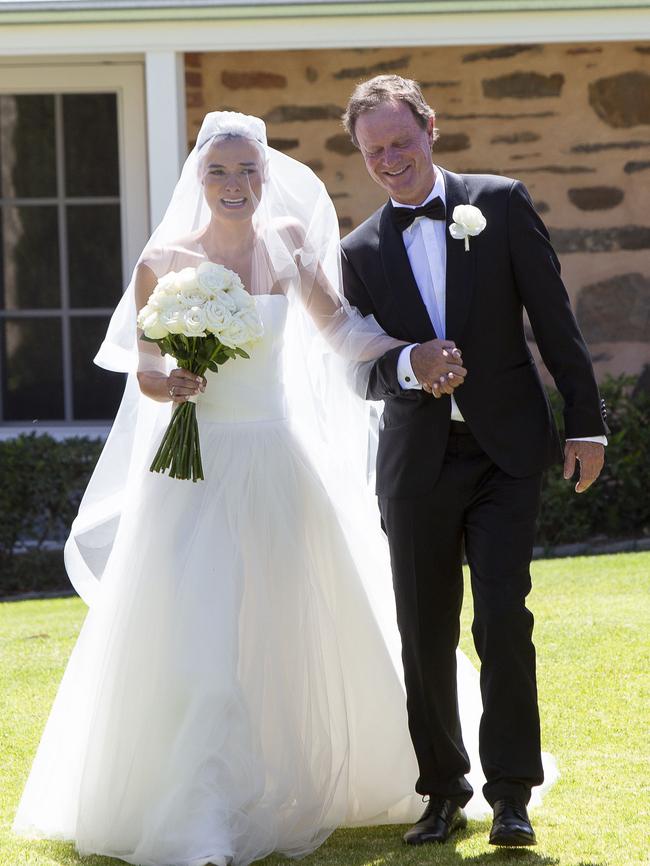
[201,137,265,221]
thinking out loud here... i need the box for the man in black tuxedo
[340,75,608,847]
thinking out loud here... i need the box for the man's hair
[342,74,439,149]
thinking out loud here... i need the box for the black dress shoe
[403,798,467,845]
[489,799,537,847]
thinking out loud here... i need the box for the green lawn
[1,553,648,866]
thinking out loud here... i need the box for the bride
[13,111,548,866]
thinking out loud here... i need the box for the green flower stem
[148,337,232,482]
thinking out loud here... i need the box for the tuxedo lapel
[442,168,476,344]
[379,203,436,342]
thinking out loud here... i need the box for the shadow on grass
[19,828,608,866]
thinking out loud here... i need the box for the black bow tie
[391,196,446,231]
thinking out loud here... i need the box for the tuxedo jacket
[341,168,608,498]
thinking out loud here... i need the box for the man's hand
[563,441,605,493]
[411,340,467,398]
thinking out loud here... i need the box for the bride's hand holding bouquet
[137,260,263,482]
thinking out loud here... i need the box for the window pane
[1,205,60,309]
[0,94,57,199]
[2,317,64,420]
[70,316,124,419]
[67,204,122,308]
[63,93,119,197]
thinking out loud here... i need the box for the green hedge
[537,375,650,548]
[1,375,648,596]
[0,434,102,596]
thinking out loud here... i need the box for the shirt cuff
[397,344,422,390]
[567,436,608,446]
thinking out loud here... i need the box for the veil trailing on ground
[65,111,402,668]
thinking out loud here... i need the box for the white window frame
[0,59,148,439]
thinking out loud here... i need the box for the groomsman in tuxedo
[340,75,608,847]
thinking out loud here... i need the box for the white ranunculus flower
[182,305,208,337]
[204,298,233,334]
[139,309,168,340]
[449,204,487,251]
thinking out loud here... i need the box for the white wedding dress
[13,292,554,866]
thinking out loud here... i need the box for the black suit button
[405,376,411,382]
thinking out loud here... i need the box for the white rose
[176,267,200,293]
[149,290,180,312]
[204,298,233,334]
[216,287,238,313]
[226,271,246,293]
[138,309,168,340]
[227,285,255,311]
[178,291,208,309]
[136,302,153,329]
[160,308,186,335]
[218,312,252,349]
[155,271,178,294]
[219,309,263,348]
[182,305,208,337]
[238,308,264,342]
[197,261,231,293]
[448,204,487,251]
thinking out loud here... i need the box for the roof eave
[2,0,650,27]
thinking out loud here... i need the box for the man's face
[354,100,436,206]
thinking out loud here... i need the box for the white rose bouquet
[137,261,264,481]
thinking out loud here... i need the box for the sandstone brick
[185,71,202,89]
[264,105,344,123]
[491,131,541,144]
[624,160,650,173]
[550,226,650,254]
[333,55,410,80]
[589,72,650,128]
[483,72,564,99]
[463,44,541,63]
[221,70,287,90]
[577,273,650,341]
[434,132,470,152]
[267,138,299,152]
[568,186,624,210]
[325,134,357,155]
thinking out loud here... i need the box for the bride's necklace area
[199,228,257,294]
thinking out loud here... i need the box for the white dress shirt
[393,167,607,445]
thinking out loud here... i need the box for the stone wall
[184,41,650,384]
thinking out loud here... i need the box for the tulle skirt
[13,417,554,866]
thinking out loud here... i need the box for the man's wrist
[397,343,422,390]
[566,436,608,446]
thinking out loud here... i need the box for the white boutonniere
[449,204,487,252]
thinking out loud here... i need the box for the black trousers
[379,423,544,807]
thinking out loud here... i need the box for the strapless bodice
[195,295,288,424]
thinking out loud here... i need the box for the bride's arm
[281,220,407,361]
[134,263,202,404]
